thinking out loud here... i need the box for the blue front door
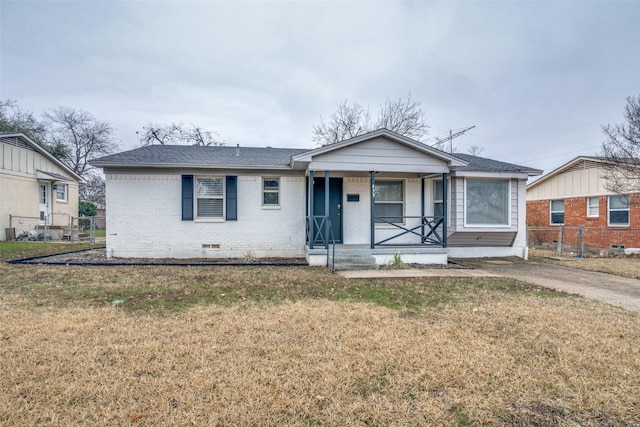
[313,177,343,244]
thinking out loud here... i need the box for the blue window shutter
[182,175,194,220]
[226,176,238,220]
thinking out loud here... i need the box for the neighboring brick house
[90,128,541,268]
[526,156,640,249]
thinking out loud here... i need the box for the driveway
[456,258,640,312]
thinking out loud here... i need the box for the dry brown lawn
[529,248,640,279]
[1,244,640,426]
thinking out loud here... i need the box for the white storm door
[39,183,51,224]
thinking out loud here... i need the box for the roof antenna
[433,125,476,153]
[236,143,239,157]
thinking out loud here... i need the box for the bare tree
[187,125,223,146]
[138,122,223,146]
[600,94,640,193]
[376,95,429,140]
[312,101,372,146]
[0,99,47,144]
[137,122,183,145]
[79,172,106,205]
[467,145,484,156]
[44,107,118,177]
[312,95,429,146]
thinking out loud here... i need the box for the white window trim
[55,183,68,202]
[195,176,225,221]
[433,179,443,217]
[586,196,599,218]
[430,177,452,226]
[375,179,405,226]
[463,178,511,228]
[550,199,565,225]
[40,184,47,204]
[262,176,281,209]
[608,195,629,227]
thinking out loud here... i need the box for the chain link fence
[7,214,105,243]
[528,226,640,257]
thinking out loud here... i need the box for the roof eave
[91,161,295,170]
[453,170,542,179]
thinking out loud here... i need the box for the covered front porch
[303,170,452,268]
[290,130,468,269]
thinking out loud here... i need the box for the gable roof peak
[292,128,468,167]
[0,132,83,182]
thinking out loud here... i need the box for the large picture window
[465,179,510,226]
[608,195,629,226]
[550,199,565,224]
[196,177,224,218]
[375,180,404,223]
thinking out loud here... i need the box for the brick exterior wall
[105,172,307,258]
[526,194,640,249]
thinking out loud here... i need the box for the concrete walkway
[338,258,640,312]
[338,268,499,279]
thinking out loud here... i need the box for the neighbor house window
[55,184,67,202]
[587,197,599,217]
[550,199,565,224]
[433,180,443,217]
[196,177,224,218]
[465,179,510,226]
[608,195,629,226]
[375,180,404,223]
[262,177,280,206]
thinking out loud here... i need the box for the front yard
[529,247,640,279]
[1,243,639,426]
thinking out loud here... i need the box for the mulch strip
[7,248,308,267]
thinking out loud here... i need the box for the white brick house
[90,129,541,267]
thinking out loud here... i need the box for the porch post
[370,171,376,249]
[324,170,330,249]
[442,173,448,248]
[309,170,314,249]
[421,177,425,243]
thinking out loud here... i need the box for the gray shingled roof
[91,144,541,175]
[453,153,542,174]
[90,145,309,168]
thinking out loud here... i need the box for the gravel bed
[10,248,307,266]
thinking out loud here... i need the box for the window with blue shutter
[226,176,237,221]
[182,175,194,220]
[183,175,237,221]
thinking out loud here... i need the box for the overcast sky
[1,0,639,177]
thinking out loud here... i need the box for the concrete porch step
[330,254,378,271]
